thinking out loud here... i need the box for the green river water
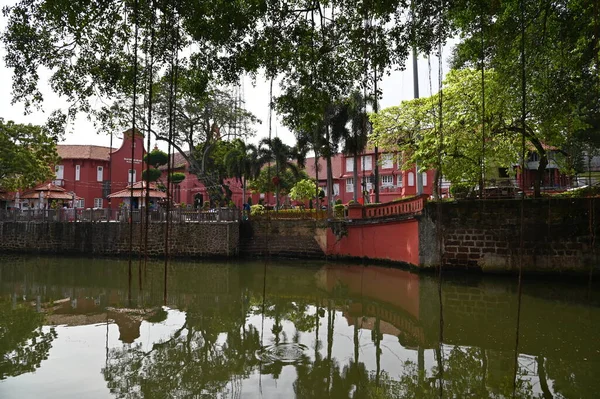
[0,256,598,398]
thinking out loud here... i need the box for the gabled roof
[107,181,167,199]
[57,145,114,161]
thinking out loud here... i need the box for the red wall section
[327,219,420,265]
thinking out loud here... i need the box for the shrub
[449,182,472,198]
[202,201,210,211]
[334,203,345,218]
[347,199,356,205]
[250,204,265,216]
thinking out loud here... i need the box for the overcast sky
[0,0,452,151]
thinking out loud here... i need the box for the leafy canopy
[0,118,59,191]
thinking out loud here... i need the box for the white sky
[0,0,452,151]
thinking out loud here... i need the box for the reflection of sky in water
[1,258,598,398]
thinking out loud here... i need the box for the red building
[52,129,146,209]
[305,150,436,205]
[160,151,247,208]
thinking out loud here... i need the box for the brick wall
[420,198,600,273]
[239,219,327,259]
[0,221,239,258]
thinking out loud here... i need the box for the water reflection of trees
[2,257,600,397]
[0,300,56,380]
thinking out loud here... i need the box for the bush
[449,182,473,198]
[335,199,343,205]
[334,203,345,218]
[202,201,210,211]
[250,204,265,216]
[347,199,356,205]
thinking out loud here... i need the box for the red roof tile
[57,145,113,161]
[304,154,343,181]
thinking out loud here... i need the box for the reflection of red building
[50,129,146,209]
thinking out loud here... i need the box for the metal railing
[0,208,240,223]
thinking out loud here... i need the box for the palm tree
[224,139,263,207]
[341,91,372,202]
[259,137,306,209]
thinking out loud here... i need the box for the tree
[248,166,309,201]
[0,118,59,191]
[289,179,319,208]
[224,139,264,207]
[0,301,56,380]
[258,137,306,208]
[339,91,373,202]
[448,0,599,196]
[370,69,520,190]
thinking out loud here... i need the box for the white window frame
[128,169,136,184]
[55,165,64,180]
[362,155,372,171]
[333,183,340,196]
[346,157,354,172]
[75,164,81,181]
[422,172,428,187]
[94,198,103,208]
[346,178,354,193]
[97,166,103,182]
[381,175,394,186]
[408,172,415,187]
[382,154,394,169]
[76,199,84,208]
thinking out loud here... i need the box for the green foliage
[334,203,345,218]
[449,182,474,198]
[0,301,56,379]
[370,69,520,188]
[169,172,186,185]
[142,168,162,183]
[144,149,168,169]
[335,199,343,205]
[0,118,59,191]
[248,166,308,196]
[289,179,318,203]
[250,204,265,216]
[553,184,600,199]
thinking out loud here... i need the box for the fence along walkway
[0,208,240,223]
[360,195,426,219]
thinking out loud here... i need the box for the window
[75,165,81,181]
[362,155,372,171]
[346,178,354,192]
[382,154,394,169]
[397,174,403,187]
[333,183,340,196]
[346,157,354,172]
[422,172,428,187]
[55,165,64,180]
[97,166,103,182]
[408,172,415,187]
[128,169,136,184]
[75,199,84,208]
[94,198,103,208]
[381,175,394,186]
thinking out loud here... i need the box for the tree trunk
[353,154,359,202]
[433,169,440,201]
[315,154,320,210]
[326,127,334,217]
[534,151,548,198]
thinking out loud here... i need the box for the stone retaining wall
[0,221,239,258]
[420,198,600,273]
[239,219,327,259]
